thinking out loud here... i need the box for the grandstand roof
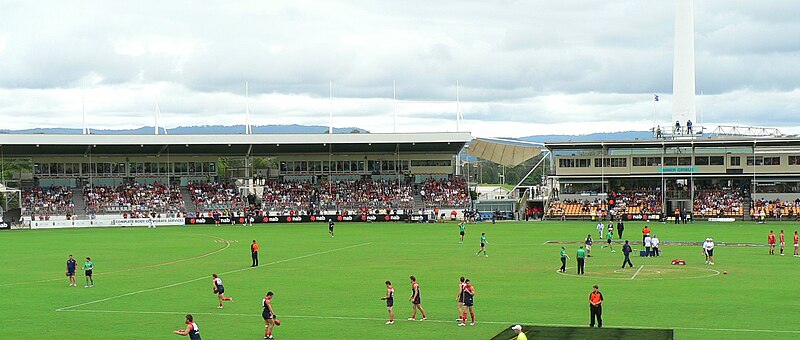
[0,132,471,156]
[544,136,800,150]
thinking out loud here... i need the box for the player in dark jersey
[66,255,77,287]
[460,279,476,326]
[173,314,202,339]
[328,219,335,238]
[212,274,233,308]
[262,291,276,339]
[380,281,395,324]
[213,211,221,227]
[407,275,427,321]
[456,276,467,324]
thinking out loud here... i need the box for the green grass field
[2,220,799,339]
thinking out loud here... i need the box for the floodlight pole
[154,94,160,135]
[82,85,89,135]
[456,81,460,132]
[393,80,397,133]
[328,81,333,134]
[245,81,252,134]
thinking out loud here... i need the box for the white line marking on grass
[1,234,231,288]
[631,265,644,280]
[55,242,371,311]
[56,309,800,335]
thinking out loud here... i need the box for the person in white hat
[511,324,527,340]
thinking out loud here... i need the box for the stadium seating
[83,182,184,214]
[750,198,800,219]
[21,186,75,216]
[419,177,470,209]
[188,182,245,212]
[693,188,744,217]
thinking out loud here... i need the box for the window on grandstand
[694,156,709,166]
[710,156,724,166]
[411,160,451,167]
[763,156,780,166]
[594,157,627,167]
[662,156,690,166]
[746,156,763,166]
[730,156,741,166]
[788,156,800,165]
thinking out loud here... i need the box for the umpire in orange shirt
[589,284,603,328]
[251,240,259,267]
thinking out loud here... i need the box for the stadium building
[0,132,471,226]
[545,135,800,221]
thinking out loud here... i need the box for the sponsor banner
[624,214,661,221]
[111,218,185,227]
[32,219,117,229]
[185,214,427,225]
[0,222,8,229]
[707,217,736,222]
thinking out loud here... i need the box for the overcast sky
[1,0,799,137]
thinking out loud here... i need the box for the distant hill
[0,125,369,135]
[519,131,653,143]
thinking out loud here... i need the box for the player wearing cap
[511,324,527,340]
[768,230,776,255]
[381,281,395,325]
[407,276,427,321]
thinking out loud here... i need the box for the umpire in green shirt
[576,246,586,275]
[559,246,570,272]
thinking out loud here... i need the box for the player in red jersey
[459,279,476,326]
[262,291,276,339]
[456,276,467,324]
[380,281,395,324]
[768,230,776,255]
[407,276,427,321]
[779,230,786,256]
[793,231,799,257]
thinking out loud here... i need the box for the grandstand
[0,132,472,224]
[542,136,800,221]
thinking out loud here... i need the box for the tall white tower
[672,0,696,125]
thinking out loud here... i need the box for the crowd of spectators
[547,198,608,218]
[20,177,470,217]
[261,179,416,213]
[188,182,245,211]
[84,182,184,214]
[751,198,800,219]
[613,191,662,215]
[419,177,470,209]
[21,186,74,215]
[693,187,744,217]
